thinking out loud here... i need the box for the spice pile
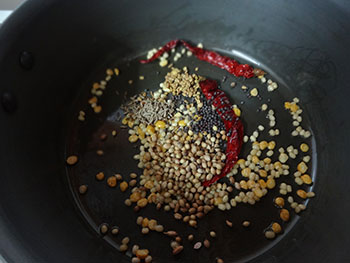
[122,93,175,125]
[67,40,316,263]
[122,68,230,227]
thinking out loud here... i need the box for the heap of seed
[130,126,227,225]
[120,69,240,223]
[124,108,311,222]
[123,93,175,125]
[191,94,226,135]
[162,67,204,106]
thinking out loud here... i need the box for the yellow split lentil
[297,189,307,199]
[300,143,309,152]
[301,174,312,184]
[274,197,285,207]
[297,162,308,173]
[272,222,282,234]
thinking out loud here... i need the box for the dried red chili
[140,40,255,78]
[200,79,244,186]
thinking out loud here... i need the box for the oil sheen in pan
[65,48,316,263]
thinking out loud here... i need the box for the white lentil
[218,204,226,210]
[299,204,306,210]
[303,155,311,163]
[258,125,265,131]
[293,121,299,126]
[267,85,274,92]
[304,131,311,138]
[283,170,289,175]
[250,135,256,142]
[145,256,153,263]
[279,189,287,195]
[265,231,275,239]
[136,216,143,225]
[155,225,164,232]
[159,59,168,67]
[194,242,202,249]
[142,228,149,234]
[230,198,237,207]
[122,237,130,244]
[252,144,260,150]
[307,191,315,198]
[266,150,274,157]
[295,177,303,185]
[294,171,301,177]
[120,244,128,252]
[250,88,258,96]
[279,153,288,163]
[132,245,139,255]
[289,152,296,159]
[242,221,250,227]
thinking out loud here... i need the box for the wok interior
[0,0,349,262]
[66,52,314,263]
